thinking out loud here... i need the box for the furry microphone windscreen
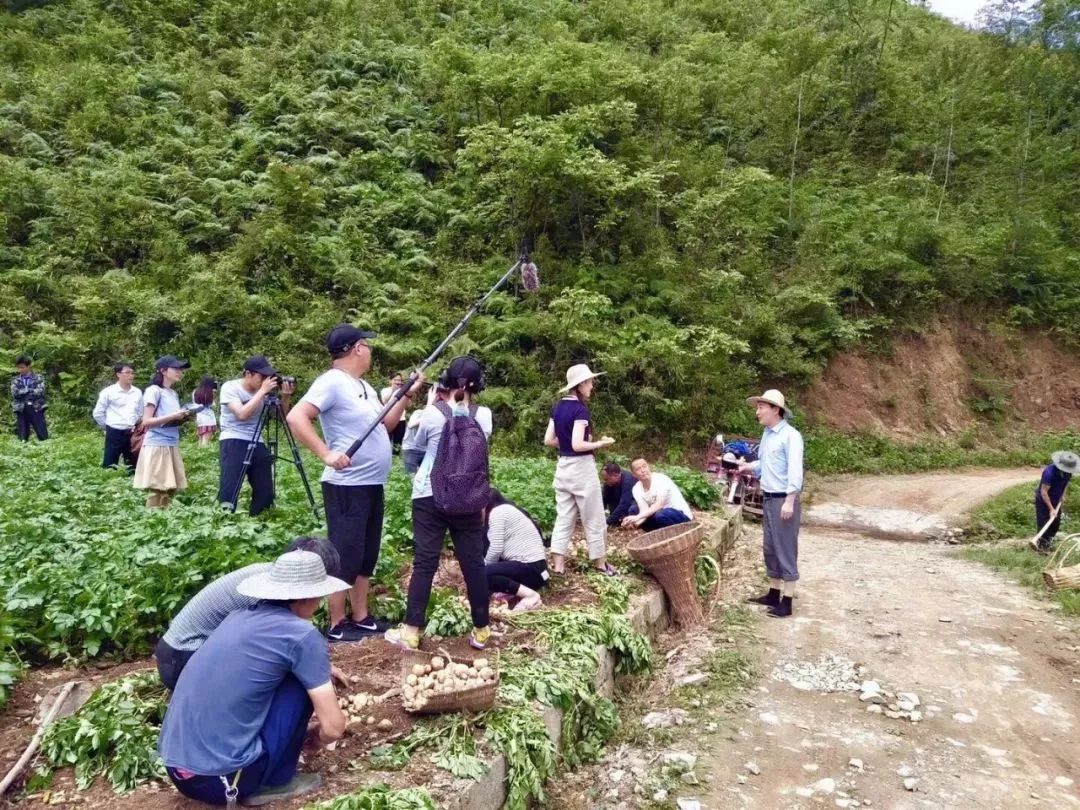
[521,261,540,291]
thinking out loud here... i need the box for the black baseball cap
[438,356,485,392]
[154,355,191,370]
[326,324,377,354]
[242,355,277,376]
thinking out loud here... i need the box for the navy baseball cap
[154,355,191,370]
[242,355,277,376]
[326,324,377,354]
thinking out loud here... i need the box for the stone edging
[451,508,743,810]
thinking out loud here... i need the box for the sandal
[595,563,618,577]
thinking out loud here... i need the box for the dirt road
[805,468,1037,539]
[702,472,1080,809]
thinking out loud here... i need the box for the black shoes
[767,596,793,618]
[748,588,781,607]
[327,616,390,642]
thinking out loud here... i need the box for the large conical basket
[626,522,706,627]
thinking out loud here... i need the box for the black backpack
[430,401,490,515]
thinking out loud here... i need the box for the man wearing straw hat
[1030,450,1078,553]
[158,551,349,807]
[739,389,804,619]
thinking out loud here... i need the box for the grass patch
[961,482,1080,616]
[961,544,1080,616]
[805,430,1079,475]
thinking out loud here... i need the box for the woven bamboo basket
[626,522,706,627]
[1042,534,1080,592]
[399,649,498,715]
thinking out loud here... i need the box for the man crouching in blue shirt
[158,551,349,807]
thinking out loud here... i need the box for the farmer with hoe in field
[92,361,142,470]
[155,536,345,691]
[10,355,47,442]
[158,549,349,807]
[288,325,422,643]
[739,389,804,619]
[217,355,294,516]
[1030,450,1078,553]
[601,461,638,526]
[622,457,693,531]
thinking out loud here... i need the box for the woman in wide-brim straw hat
[133,356,193,509]
[158,550,350,807]
[543,364,617,575]
[1031,450,1078,553]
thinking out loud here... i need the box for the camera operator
[217,355,294,516]
[287,325,422,643]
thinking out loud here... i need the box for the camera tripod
[224,395,320,519]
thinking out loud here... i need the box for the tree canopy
[1,0,1077,448]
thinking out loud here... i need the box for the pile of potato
[337,690,394,731]
[402,655,497,711]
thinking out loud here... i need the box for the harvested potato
[411,664,426,677]
[431,656,445,671]
[406,674,417,686]
[473,658,488,670]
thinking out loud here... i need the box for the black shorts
[322,482,384,582]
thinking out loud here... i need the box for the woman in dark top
[543,364,616,575]
[1031,450,1078,552]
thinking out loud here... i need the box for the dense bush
[1,0,1077,450]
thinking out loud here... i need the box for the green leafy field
[0,431,714,701]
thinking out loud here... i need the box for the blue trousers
[641,508,691,531]
[166,675,312,805]
[1034,498,1062,550]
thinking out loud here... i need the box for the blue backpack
[430,401,490,515]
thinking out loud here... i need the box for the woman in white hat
[1032,450,1078,552]
[543,364,616,575]
[158,550,349,807]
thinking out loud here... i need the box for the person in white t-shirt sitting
[622,458,693,531]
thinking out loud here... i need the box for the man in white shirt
[92,362,143,471]
[217,355,293,516]
[622,458,693,531]
[287,325,421,643]
[738,389,804,619]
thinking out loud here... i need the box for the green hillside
[2,0,1077,447]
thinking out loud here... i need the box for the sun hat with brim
[237,550,350,601]
[560,364,606,393]
[746,389,790,416]
[1052,450,1080,475]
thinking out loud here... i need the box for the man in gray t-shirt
[154,537,340,690]
[287,324,421,643]
[217,355,294,516]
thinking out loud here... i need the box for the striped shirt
[162,563,271,651]
[485,503,546,565]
